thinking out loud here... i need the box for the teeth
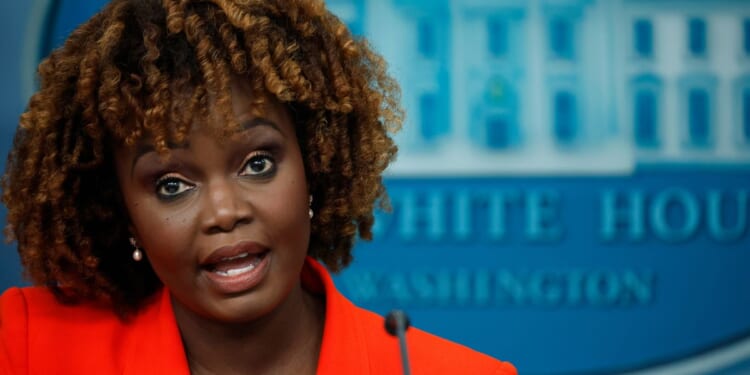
[216,263,256,277]
[213,254,264,277]
[221,253,249,262]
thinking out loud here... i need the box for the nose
[201,178,252,233]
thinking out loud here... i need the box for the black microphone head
[385,310,411,336]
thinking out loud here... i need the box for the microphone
[385,310,412,375]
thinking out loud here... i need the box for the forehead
[227,82,293,128]
[114,96,297,169]
[117,79,296,149]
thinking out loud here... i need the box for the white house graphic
[327,0,750,176]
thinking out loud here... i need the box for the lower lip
[202,253,271,294]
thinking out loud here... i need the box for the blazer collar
[306,258,372,374]
[123,288,190,375]
[123,257,371,374]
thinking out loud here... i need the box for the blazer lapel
[122,258,364,375]
[306,258,372,374]
[123,289,190,375]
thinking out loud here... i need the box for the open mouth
[204,251,267,277]
[201,244,271,294]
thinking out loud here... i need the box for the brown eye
[155,176,194,200]
[241,151,276,177]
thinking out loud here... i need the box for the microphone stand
[385,310,412,375]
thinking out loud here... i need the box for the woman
[0,0,516,374]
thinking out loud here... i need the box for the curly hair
[1,0,402,315]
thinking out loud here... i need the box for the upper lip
[200,241,267,267]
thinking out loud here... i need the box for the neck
[172,283,324,375]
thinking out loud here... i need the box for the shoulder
[350,306,516,375]
[1,286,123,329]
[305,257,516,374]
[1,288,31,374]
[0,287,137,374]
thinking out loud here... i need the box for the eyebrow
[129,117,284,174]
[130,141,188,175]
[240,117,283,135]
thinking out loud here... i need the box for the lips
[208,252,264,276]
[202,241,266,265]
[200,241,271,294]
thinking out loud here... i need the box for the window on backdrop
[633,19,653,58]
[420,93,438,141]
[418,19,436,58]
[486,116,514,149]
[554,91,577,144]
[634,90,658,147]
[488,17,508,58]
[549,17,574,59]
[688,18,707,57]
[742,89,750,144]
[687,88,711,146]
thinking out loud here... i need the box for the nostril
[206,213,252,234]
[202,188,253,233]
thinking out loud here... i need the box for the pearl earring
[308,195,314,219]
[129,237,143,262]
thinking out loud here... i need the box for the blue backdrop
[1,1,749,374]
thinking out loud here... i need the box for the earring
[129,237,143,262]
[308,195,314,219]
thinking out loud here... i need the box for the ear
[128,223,141,245]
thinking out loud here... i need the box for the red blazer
[0,258,516,374]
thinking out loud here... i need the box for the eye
[155,176,194,200]
[240,151,276,177]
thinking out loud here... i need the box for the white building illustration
[617,0,750,165]
[327,0,750,175]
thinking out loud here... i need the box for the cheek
[262,173,310,239]
[130,202,198,266]
[271,182,308,225]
